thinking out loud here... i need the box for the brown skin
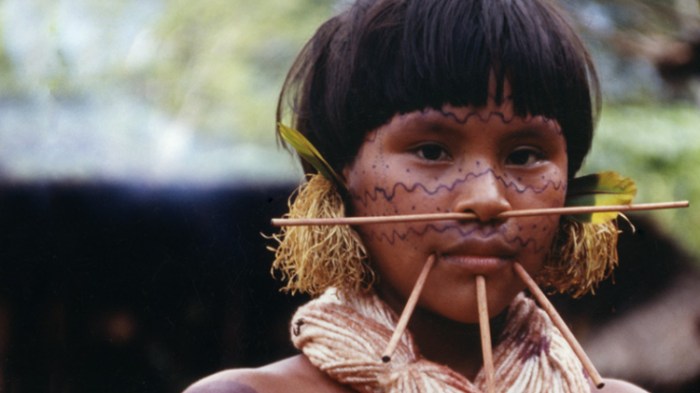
[184,99,648,393]
[343,101,567,378]
[183,354,647,393]
[183,355,352,393]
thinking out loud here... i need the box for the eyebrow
[504,125,563,140]
[390,112,452,135]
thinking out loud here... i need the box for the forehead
[400,74,554,124]
[389,101,560,133]
[397,75,557,131]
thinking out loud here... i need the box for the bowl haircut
[277,0,600,180]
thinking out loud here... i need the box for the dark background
[0,182,306,393]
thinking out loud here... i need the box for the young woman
[186,0,648,391]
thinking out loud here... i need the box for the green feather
[565,171,637,223]
[278,123,340,182]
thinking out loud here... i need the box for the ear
[341,162,353,190]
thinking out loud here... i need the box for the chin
[422,288,517,325]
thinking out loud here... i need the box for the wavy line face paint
[343,98,568,324]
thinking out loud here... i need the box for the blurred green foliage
[150,0,335,143]
[585,104,700,259]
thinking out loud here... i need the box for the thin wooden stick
[513,262,605,389]
[272,201,689,227]
[382,254,437,363]
[476,275,496,393]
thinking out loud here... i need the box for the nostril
[450,173,512,222]
[455,208,502,224]
[453,203,510,223]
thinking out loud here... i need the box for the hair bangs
[382,0,588,117]
[365,0,598,175]
[279,0,599,177]
[387,0,493,114]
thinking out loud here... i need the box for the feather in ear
[565,171,637,223]
[278,123,341,183]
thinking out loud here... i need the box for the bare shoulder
[595,378,649,393]
[182,355,353,393]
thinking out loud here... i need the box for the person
[185,0,649,391]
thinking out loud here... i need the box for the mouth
[438,240,516,275]
[438,254,512,275]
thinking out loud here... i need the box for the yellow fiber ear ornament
[540,171,637,297]
[271,124,372,296]
[268,173,374,296]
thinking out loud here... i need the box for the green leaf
[565,171,637,223]
[278,123,340,183]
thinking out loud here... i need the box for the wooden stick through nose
[476,275,496,393]
[513,262,605,389]
[382,254,437,362]
[271,201,689,227]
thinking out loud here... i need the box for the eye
[506,147,544,166]
[415,143,451,162]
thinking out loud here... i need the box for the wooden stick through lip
[272,201,689,227]
[476,275,496,393]
[382,254,437,363]
[513,262,605,389]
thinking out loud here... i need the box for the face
[343,99,568,324]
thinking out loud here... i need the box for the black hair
[277,0,600,179]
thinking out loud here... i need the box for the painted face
[343,100,568,324]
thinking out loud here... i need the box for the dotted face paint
[343,102,568,324]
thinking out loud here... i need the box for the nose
[451,171,512,222]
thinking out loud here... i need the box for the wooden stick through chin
[272,201,689,227]
[382,254,437,362]
[513,262,605,389]
[476,275,496,393]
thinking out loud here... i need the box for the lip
[439,254,512,275]
[439,239,516,274]
[442,237,517,257]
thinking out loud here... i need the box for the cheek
[346,162,430,217]
[516,215,560,251]
[507,166,567,208]
[505,172,566,260]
